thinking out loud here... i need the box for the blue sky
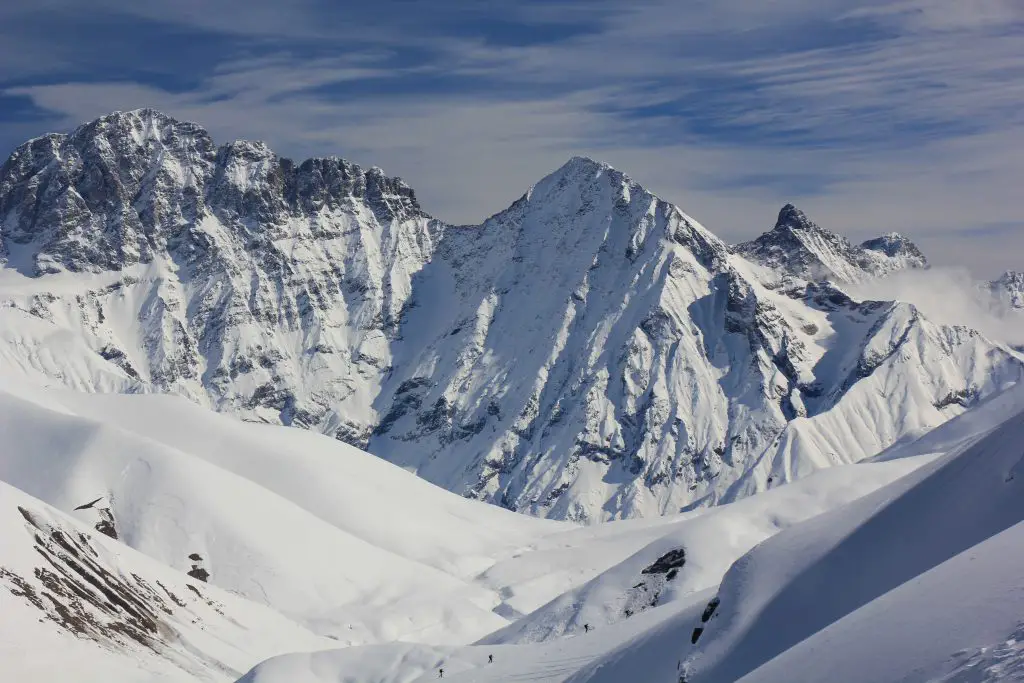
[1,0,1022,274]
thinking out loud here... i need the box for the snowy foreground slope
[235,383,1024,683]
[0,479,330,683]
[3,109,1023,521]
[0,376,941,681]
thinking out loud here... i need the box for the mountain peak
[0,109,429,275]
[859,232,927,265]
[990,270,1024,310]
[736,206,927,283]
[100,107,177,122]
[775,203,815,231]
[539,156,617,189]
[522,156,628,208]
[562,155,612,173]
[72,108,206,139]
[994,270,1024,286]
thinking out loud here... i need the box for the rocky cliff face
[1,110,1021,522]
[0,109,441,445]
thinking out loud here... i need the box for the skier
[584,623,590,634]
[438,668,443,678]
[488,654,493,664]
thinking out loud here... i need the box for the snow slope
[675,386,1024,682]
[478,454,932,646]
[0,374,951,682]
[0,380,571,647]
[227,444,937,683]
[3,109,1020,521]
[738,519,1024,683]
[239,598,709,683]
[0,479,331,682]
[4,367,1022,682]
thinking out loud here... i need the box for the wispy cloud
[0,0,1021,274]
[848,266,1024,346]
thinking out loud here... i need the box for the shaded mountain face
[734,204,927,283]
[1,110,1020,522]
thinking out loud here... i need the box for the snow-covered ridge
[0,109,1021,522]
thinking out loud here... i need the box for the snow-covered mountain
[733,203,928,283]
[1,109,1021,522]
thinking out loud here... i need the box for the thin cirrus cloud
[0,0,1021,275]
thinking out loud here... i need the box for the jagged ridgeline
[2,109,1022,522]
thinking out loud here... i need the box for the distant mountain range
[2,108,1022,521]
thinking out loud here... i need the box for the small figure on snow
[438,668,443,678]
[583,623,590,634]
[488,654,493,664]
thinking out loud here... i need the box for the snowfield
[0,376,950,682]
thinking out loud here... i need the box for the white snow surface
[0,373,941,682]
[737,520,1024,683]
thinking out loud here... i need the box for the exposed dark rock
[934,388,979,410]
[642,548,686,575]
[701,596,720,623]
[95,508,118,540]
[4,505,165,649]
[187,566,210,583]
